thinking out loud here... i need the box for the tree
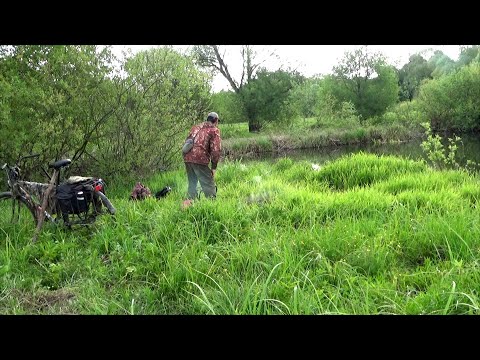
[418,61,480,132]
[329,46,399,121]
[428,50,456,78]
[456,45,480,68]
[0,45,212,179]
[398,53,434,101]
[191,45,278,132]
[288,77,323,120]
[99,46,212,177]
[241,68,305,127]
[211,90,246,124]
[0,45,118,178]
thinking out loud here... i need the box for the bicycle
[0,154,116,242]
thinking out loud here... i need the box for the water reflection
[229,133,480,168]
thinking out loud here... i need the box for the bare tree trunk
[244,99,261,132]
[248,120,262,133]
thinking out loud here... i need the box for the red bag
[130,182,152,201]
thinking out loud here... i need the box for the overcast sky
[113,45,463,92]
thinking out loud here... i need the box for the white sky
[112,45,463,92]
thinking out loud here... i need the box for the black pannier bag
[56,182,94,215]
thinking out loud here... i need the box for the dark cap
[207,112,219,120]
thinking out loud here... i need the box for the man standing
[183,111,221,206]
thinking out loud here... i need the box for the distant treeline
[1,45,479,180]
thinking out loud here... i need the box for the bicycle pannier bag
[56,183,93,214]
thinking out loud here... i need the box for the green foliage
[220,122,251,140]
[418,61,480,132]
[314,92,361,128]
[327,46,399,120]
[211,90,245,124]
[368,99,427,127]
[97,46,212,178]
[398,53,434,101]
[456,46,480,68]
[363,64,399,117]
[420,122,467,170]
[240,68,304,129]
[191,45,279,133]
[0,45,213,180]
[0,45,119,178]
[428,50,456,78]
[288,77,322,119]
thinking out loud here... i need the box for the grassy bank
[220,119,423,158]
[1,152,480,314]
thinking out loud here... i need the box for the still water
[240,133,480,168]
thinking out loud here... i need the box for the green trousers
[185,162,217,199]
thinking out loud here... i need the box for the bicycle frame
[32,165,59,242]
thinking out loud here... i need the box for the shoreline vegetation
[221,120,423,160]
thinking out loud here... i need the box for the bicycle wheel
[0,191,12,200]
[96,191,116,215]
[0,191,38,225]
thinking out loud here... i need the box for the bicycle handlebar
[19,153,40,162]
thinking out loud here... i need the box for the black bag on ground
[155,186,172,199]
[56,182,94,214]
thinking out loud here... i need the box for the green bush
[418,62,480,131]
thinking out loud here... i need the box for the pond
[235,133,480,169]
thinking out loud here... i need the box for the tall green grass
[1,152,480,314]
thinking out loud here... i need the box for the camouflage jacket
[183,121,221,169]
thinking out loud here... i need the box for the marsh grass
[1,152,480,314]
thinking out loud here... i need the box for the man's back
[183,121,221,166]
